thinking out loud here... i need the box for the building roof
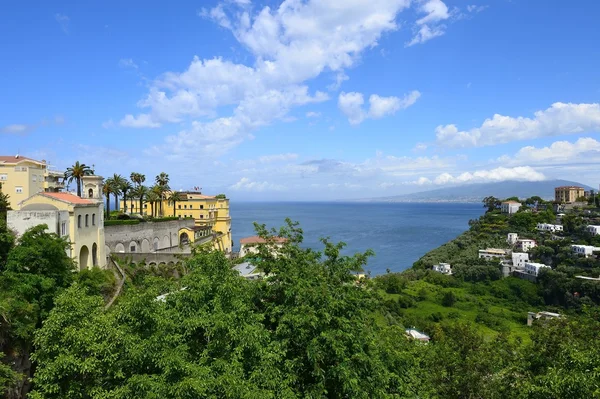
[406,329,430,341]
[233,262,259,277]
[479,248,509,254]
[240,235,288,245]
[0,155,44,165]
[555,186,584,190]
[40,192,96,205]
[502,200,521,204]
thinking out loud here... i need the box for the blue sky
[2,0,600,200]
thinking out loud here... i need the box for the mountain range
[356,180,596,203]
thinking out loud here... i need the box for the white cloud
[0,124,31,134]
[467,4,488,13]
[119,58,138,69]
[436,102,600,148]
[425,166,546,185]
[413,142,428,151]
[230,177,286,192]
[259,153,298,163]
[306,111,321,118]
[500,137,600,166]
[406,0,450,46]
[55,13,69,33]
[338,90,420,124]
[118,0,418,158]
[119,114,161,128]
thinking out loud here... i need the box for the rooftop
[40,192,95,205]
[502,200,521,204]
[555,186,585,190]
[240,236,288,245]
[405,329,430,341]
[479,248,509,254]
[233,262,259,277]
[0,155,44,165]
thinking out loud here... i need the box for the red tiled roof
[0,155,42,164]
[502,201,521,204]
[240,236,288,245]
[41,192,95,205]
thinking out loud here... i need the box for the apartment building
[554,186,585,203]
[0,155,64,205]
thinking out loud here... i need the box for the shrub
[441,291,457,307]
[104,219,140,226]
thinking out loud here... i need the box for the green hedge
[104,219,140,226]
[149,217,179,222]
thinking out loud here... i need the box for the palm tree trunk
[106,195,111,218]
[123,194,127,213]
[113,194,119,212]
[130,198,134,214]
[150,202,154,218]
[139,197,143,216]
[173,201,176,217]
[76,178,82,197]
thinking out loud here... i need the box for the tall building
[0,155,64,206]
[121,191,232,253]
[554,186,585,203]
[7,175,107,269]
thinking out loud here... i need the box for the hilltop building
[586,225,600,236]
[0,155,64,205]
[432,263,452,275]
[527,311,561,326]
[239,236,288,258]
[501,201,521,215]
[524,262,551,277]
[571,244,600,258]
[537,223,563,232]
[7,175,106,269]
[516,239,537,252]
[478,248,510,260]
[121,191,232,253]
[507,233,519,245]
[555,186,585,203]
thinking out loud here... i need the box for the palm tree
[64,161,93,197]
[132,185,148,216]
[146,190,160,218]
[102,181,113,218]
[155,172,170,216]
[130,172,146,187]
[168,191,183,217]
[121,181,134,214]
[109,174,126,211]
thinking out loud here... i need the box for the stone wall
[7,210,69,237]
[104,219,195,255]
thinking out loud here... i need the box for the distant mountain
[359,180,596,203]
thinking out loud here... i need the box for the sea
[230,202,484,275]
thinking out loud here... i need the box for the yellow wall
[0,158,64,207]
[120,194,232,252]
[19,194,106,270]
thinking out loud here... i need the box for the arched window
[85,214,89,227]
[78,215,82,228]
[88,188,94,198]
[92,214,96,226]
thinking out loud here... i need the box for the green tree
[167,190,182,217]
[0,185,10,222]
[483,196,501,213]
[154,172,170,216]
[120,180,133,214]
[63,161,92,197]
[109,174,126,212]
[129,172,145,187]
[132,185,148,216]
[441,291,457,307]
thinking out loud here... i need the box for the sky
[1,0,600,201]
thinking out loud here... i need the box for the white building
[232,262,263,280]
[512,252,530,269]
[432,263,452,275]
[516,239,537,252]
[586,225,600,236]
[239,236,287,258]
[501,201,521,215]
[527,311,561,326]
[405,329,430,343]
[537,223,563,232]
[524,262,551,277]
[478,248,510,260]
[507,233,519,245]
[571,244,600,258]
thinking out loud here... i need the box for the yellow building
[121,191,232,253]
[555,186,585,203]
[0,155,64,206]
[9,188,107,270]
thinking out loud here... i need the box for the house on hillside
[501,201,521,215]
[516,239,537,252]
[432,263,452,275]
[478,248,510,260]
[524,262,551,277]
[571,244,600,258]
[527,311,561,326]
[586,225,600,236]
[405,328,430,343]
[507,233,519,245]
[239,236,288,257]
[537,223,563,232]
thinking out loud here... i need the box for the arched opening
[141,239,150,252]
[79,245,89,270]
[162,235,170,249]
[88,188,94,198]
[129,241,137,252]
[104,245,111,257]
[92,243,98,267]
[180,232,189,246]
[153,237,159,251]
[115,243,125,253]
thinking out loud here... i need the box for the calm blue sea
[230,202,484,275]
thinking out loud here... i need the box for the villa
[432,263,452,275]
[405,329,430,343]
[571,244,600,258]
[524,262,551,277]
[239,235,288,258]
[501,201,521,215]
[586,225,600,236]
[537,223,563,232]
[516,239,537,252]
[478,248,510,260]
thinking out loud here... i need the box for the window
[88,188,94,198]
[144,204,147,208]
[200,215,204,219]
[0,174,7,181]
[85,214,89,227]
[200,205,204,209]
[178,204,181,209]
[92,214,96,226]
[184,205,187,209]
[15,186,23,194]
[61,222,66,236]
[130,245,136,252]
[189,204,193,209]
[78,215,82,228]
[32,175,37,182]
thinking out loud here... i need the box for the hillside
[362,180,595,203]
